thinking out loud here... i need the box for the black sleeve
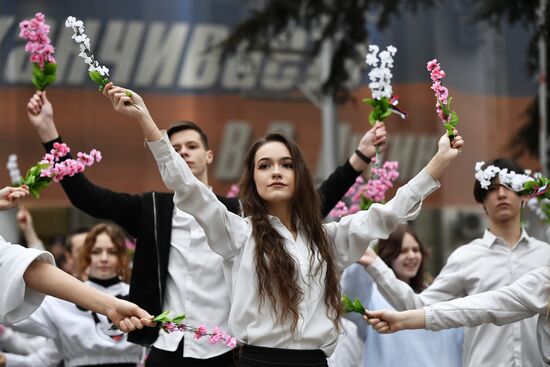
[317,159,362,218]
[43,138,144,238]
[216,196,241,215]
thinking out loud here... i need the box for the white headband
[474,161,534,192]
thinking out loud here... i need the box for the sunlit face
[170,129,213,183]
[88,233,120,280]
[483,183,523,223]
[253,141,296,206]
[391,232,422,283]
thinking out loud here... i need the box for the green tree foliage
[217,0,435,101]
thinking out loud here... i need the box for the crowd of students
[0,82,547,367]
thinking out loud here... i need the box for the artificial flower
[153,311,237,348]
[363,45,406,123]
[363,45,406,168]
[6,154,21,185]
[427,59,459,137]
[226,184,240,198]
[20,142,101,198]
[328,160,400,218]
[65,16,110,90]
[19,12,56,90]
[342,294,366,315]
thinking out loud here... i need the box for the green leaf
[342,294,366,314]
[31,75,42,91]
[449,111,459,126]
[360,196,373,210]
[26,174,36,186]
[32,64,44,79]
[29,187,40,199]
[362,98,376,107]
[33,179,51,192]
[153,310,172,322]
[368,111,377,125]
[352,298,365,313]
[172,314,186,323]
[43,62,57,75]
[88,70,103,85]
[380,109,392,119]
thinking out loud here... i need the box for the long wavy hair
[77,223,131,283]
[239,133,342,333]
[378,224,430,293]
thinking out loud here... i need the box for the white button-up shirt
[148,134,439,355]
[0,236,54,324]
[152,208,232,358]
[367,229,550,367]
[424,265,550,365]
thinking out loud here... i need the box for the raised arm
[16,206,45,251]
[318,122,387,218]
[103,83,249,258]
[27,91,144,238]
[325,132,464,268]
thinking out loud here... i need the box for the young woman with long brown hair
[376,224,431,293]
[341,224,463,367]
[105,84,464,366]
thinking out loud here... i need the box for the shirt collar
[267,215,302,238]
[481,228,531,248]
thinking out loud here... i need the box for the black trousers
[237,345,328,367]
[145,339,237,367]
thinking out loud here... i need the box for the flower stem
[372,145,381,179]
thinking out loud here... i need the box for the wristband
[354,149,372,164]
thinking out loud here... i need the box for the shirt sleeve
[5,339,61,367]
[424,265,549,330]
[0,326,48,355]
[0,239,55,324]
[324,168,440,269]
[147,133,250,259]
[317,160,361,218]
[9,299,59,340]
[366,248,467,310]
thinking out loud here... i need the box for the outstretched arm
[365,309,425,333]
[366,265,549,333]
[22,261,154,332]
[357,246,466,310]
